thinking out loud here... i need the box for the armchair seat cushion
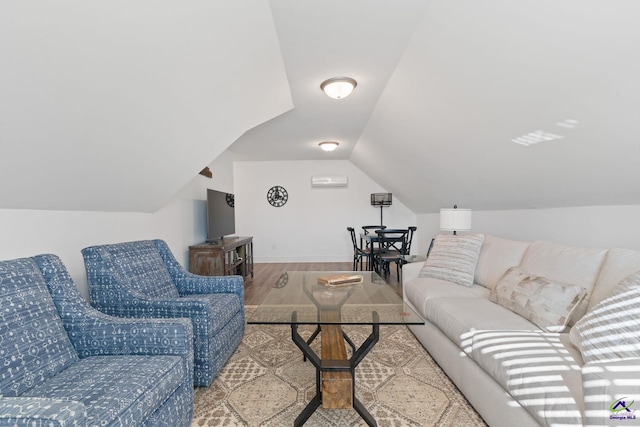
[23,355,184,427]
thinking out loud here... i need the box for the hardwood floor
[243,262,403,305]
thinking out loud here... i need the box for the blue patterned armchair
[0,254,194,427]
[81,239,245,387]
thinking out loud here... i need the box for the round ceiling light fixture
[320,77,357,99]
[319,141,339,152]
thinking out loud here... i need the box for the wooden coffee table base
[321,324,352,408]
[290,311,380,427]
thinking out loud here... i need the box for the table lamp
[440,205,472,235]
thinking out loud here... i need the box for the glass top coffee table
[247,271,425,427]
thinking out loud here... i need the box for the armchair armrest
[0,397,86,426]
[70,310,194,360]
[582,358,640,426]
[174,271,244,297]
[152,239,244,297]
[29,260,195,388]
[58,291,195,388]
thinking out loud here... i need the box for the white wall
[234,160,417,262]
[415,205,640,253]
[9,146,637,304]
[0,151,235,299]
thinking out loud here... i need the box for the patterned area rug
[192,308,487,427]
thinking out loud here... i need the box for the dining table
[360,228,417,276]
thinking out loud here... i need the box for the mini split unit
[310,176,348,188]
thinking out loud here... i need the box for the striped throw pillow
[570,271,640,363]
[419,234,484,287]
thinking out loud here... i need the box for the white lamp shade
[440,208,472,232]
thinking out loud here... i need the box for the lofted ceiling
[232,0,640,214]
[2,1,640,214]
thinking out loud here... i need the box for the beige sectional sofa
[402,234,640,427]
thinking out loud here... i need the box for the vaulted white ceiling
[2,1,640,214]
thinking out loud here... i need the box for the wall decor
[267,186,288,207]
[199,167,213,178]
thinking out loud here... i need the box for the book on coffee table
[318,274,364,287]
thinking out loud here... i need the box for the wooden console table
[189,236,253,278]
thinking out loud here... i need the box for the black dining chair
[405,226,417,255]
[362,225,386,235]
[361,225,386,260]
[374,228,409,280]
[347,227,370,271]
[360,225,387,271]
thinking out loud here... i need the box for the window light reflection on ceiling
[512,130,564,146]
[511,119,579,147]
[556,119,579,129]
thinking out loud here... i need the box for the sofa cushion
[423,297,539,351]
[474,235,530,290]
[0,258,79,397]
[519,240,608,324]
[589,247,640,311]
[23,355,184,426]
[404,277,490,319]
[490,267,587,332]
[471,330,583,426]
[520,241,608,289]
[93,241,180,298]
[570,271,640,363]
[419,234,484,287]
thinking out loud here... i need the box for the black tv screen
[206,189,235,242]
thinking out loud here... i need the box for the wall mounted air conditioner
[311,176,348,188]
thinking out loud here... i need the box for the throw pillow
[490,266,587,332]
[570,270,640,363]
[419,234,484,287]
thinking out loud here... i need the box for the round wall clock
[225,193,235,207]
[267,185,288,207]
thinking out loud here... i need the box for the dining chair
[362,225,386,235]
[347,227,370,271]
[405,226,417,255]
[361,225,386,259]
[427,237,435,258]
[374,228,409,280]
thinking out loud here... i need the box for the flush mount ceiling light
[320,77,357,99]
[319,141,339,151]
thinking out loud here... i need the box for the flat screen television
[206,189,235,243]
